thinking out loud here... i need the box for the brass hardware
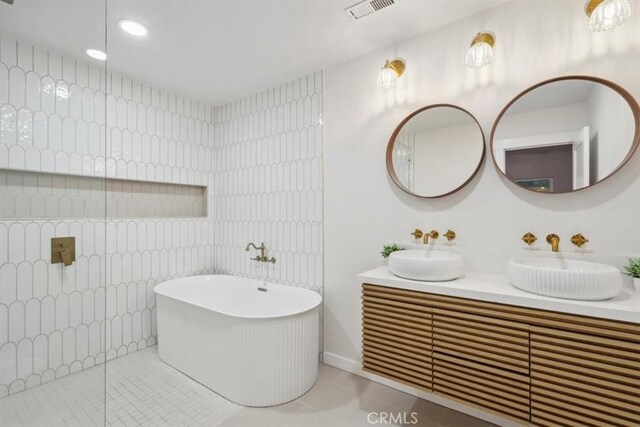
[443,230,456,241]
[546,234,560,252]
[384,59,406,78]
[411,229,423,240]
[51,237,76,266]
[423,230,439,244]
[470,32,495,48]
[570,233,589,248]
[245,242,276,264]
[522,232,537,246]
[584,0,605,17]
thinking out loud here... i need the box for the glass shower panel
[0,1,107,426]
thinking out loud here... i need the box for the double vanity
[371,71,640,425]
[359,254,640,426]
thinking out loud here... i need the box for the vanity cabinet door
[530,326,640,427]
[361,284,432,391]
[432,308,531,423]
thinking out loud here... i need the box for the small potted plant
[381,244,404,263]
[624,258,640,292]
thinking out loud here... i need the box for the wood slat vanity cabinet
[361,283,640,426]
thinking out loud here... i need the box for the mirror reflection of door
[492,78,637,193]
[505,145,573,193]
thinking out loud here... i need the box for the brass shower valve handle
[521,232,537,246]
[571,233,589,248]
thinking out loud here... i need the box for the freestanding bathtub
[154,275,322,407]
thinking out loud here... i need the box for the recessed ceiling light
[119,19,148,37]
[86,49,107,61]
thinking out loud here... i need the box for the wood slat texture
[363,284,640,342]
[434,308,530,374]
[531,327,640,427]
[361,283,640,427]
[433,352,530,423]
[362,285,433,392]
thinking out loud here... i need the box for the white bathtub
[154,275,322,407]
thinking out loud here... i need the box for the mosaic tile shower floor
[0,346,494,427]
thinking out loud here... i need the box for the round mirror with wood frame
[386,104,486,199]
[490,76,640,194]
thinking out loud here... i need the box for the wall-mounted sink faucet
[410,228,446,244]
[422,230,439,244]
[245,242,276,263]
[546,234,560,252]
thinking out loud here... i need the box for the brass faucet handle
[521,232,537,246]
[443,230,456,241]
[570,233,589,248]
[411,229,423,239]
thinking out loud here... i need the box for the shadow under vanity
[361,75,640,426]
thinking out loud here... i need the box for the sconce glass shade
[377,59,405,90]
[378,67,397,89]
[466,42,493,68]
[466,32,495,69]
[586,0,631,32]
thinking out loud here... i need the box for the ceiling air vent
[344,0,396,21]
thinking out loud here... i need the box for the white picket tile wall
[211,73,324,292]
[0,33,323,398]
[0,34,216,398]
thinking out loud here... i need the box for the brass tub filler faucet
[245,242,276,263]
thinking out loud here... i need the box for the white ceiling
[0,0,505,106]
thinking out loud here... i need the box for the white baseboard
[322,352,522,427]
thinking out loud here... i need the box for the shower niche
[0,169,207,219]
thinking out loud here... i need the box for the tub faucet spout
[245,242,263,252]
[245,242,277,263]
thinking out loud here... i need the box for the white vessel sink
[508,258,622,300]
[388,250,463,281]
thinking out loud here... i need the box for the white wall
[323,1,640,364]
[495,102,587,140]
[411,123,483,196]
[210,72,324,293]
[587,83,636,181]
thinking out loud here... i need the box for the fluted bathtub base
[157,294,320,407]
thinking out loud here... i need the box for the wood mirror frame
[386,104,486,199]
[489,75,640,194]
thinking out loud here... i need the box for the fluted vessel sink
[388,250,463,282]
[508,258,622,300]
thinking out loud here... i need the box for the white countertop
[359,266,640,324]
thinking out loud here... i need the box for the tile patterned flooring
[0,346,494,427]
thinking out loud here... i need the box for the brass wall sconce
[377,59,406,90]
[466,32,495,68]
[585,0,631,32]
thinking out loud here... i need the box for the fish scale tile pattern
[0,33,323,399]
[0,34,216,398]
[211,73,324,292]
